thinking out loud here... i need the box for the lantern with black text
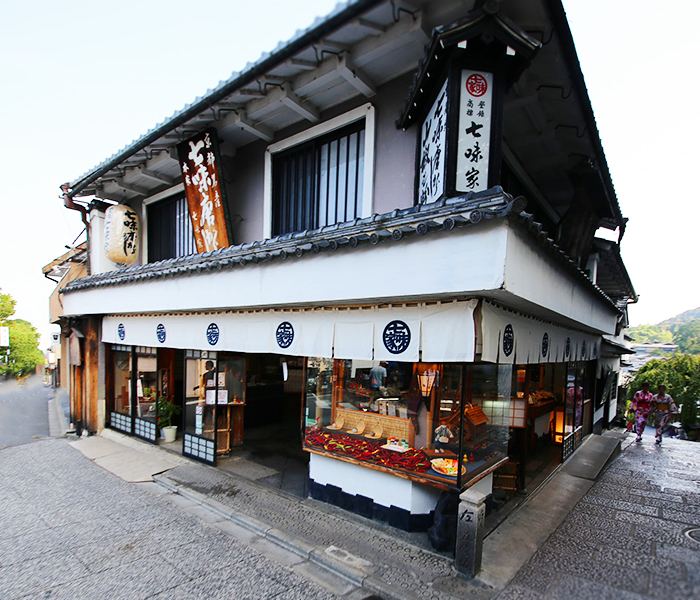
[104,204,140,265]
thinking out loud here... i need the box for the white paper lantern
[104,204,140,265]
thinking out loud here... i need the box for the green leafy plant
[156,397,181,429]
[630,355,700,431]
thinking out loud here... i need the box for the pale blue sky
[0,0,697,347]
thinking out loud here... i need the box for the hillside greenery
[627,306,700,354]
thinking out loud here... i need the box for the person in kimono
[652,384,678,444]
[630,382,654,442]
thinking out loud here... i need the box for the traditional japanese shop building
[52,0,636,532]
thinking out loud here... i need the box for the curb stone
[154,472,426,599]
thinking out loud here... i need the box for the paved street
[498,436,700,600]
[0,375,50,448]
[0,438,342,600]
[1,400,699,600]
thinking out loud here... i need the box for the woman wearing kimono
[629,382,654,442]
[652,385,678,444]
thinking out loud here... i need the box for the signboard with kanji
[177,129,231,253]
[419,79,448,204]
[456,69,493,194]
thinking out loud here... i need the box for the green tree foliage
[673,321,700,355]
[630,355,700,430]
[0,290,44,378]
[0,289,17,323]
[626,324,673,344]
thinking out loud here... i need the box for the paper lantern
[104,204,140,265]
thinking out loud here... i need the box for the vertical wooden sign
[177,129,231,253]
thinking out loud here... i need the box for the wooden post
[85,317,100,432]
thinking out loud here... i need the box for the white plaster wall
[503,223,619,335]
[309,453,414,511]
[63,222,508,317]
[410,482,444,514]
[469,473,493,497]
[88,211,112,275]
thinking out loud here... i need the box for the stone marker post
[455,489,486,577]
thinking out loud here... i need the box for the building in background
[49,0,636,532]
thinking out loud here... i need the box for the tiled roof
[62,186,620,313]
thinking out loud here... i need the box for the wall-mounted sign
[456,70,493,194]
[69,333,81,366]
[177,129,231,253]
[104,204,140,265]
[156,324,166,344]
[0,326,9,347]
[419,79,448,204]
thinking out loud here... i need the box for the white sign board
[456,69,493,193]
[419,78,448,204]
[0,326,8,347]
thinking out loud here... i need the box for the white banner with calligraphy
[456,69,493,194]
[481,303,600,365]
[102,301,477,362]
[419,78,448,204]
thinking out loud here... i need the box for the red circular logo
[466,74,488,97]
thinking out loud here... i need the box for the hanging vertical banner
[456,70,493,194]
[419,78,448,204]
[177,129,232,253]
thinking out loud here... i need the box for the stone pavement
[497,436,700,600]
[4,429,697,600]
[0,438,342,600]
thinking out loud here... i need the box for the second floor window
[272,120,365,236]
[147,194,196,262]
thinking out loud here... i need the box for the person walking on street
[630,382,654,442]
[652,384,678,444]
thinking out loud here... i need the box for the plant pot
[162,425,177,443]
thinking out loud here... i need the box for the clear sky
[0,0,697,349]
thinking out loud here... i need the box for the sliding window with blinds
[272,120,365,236]
[147,194,197,262]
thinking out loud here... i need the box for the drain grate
[685,528,700,542]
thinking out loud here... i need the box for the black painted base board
[308,478,434,531]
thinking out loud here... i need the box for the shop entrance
[215,354,308,497]
[493,361,591,507]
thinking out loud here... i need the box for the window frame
[144,186,196,263]
[264,103,375,239]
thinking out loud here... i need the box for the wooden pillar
[84,317,100,433]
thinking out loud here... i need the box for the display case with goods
[303,359,511,490]
[182,351,218,464]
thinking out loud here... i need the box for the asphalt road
[0,375,50,449]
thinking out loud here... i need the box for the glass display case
[110,346,132,434]
[112,348,132,416]
[303,359,511,489]
[216,355,247,451]
[183,351,218,464]
[135,348,158,440]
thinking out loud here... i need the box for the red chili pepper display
[305,429,432,472]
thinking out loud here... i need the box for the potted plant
[157,397,181,443]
